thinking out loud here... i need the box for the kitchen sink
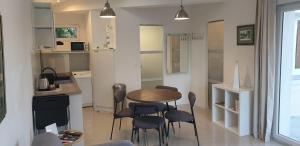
[55,75,72,84]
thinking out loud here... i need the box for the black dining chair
[165,92,200,146]
[110,84,133,140]
[155,85,178,111]
[130,103,166,146]
[156,85,180,131]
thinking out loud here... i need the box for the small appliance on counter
[37,67,58,91]
[37,77,49,91]
[71,42,85,51]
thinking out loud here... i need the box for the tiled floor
[83,106,286,146]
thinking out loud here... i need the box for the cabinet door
[34,8,53,28]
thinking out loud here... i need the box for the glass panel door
[207,20,224,109]
[278,6,300,144]
[139,25,163,89]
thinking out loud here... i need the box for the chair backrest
[129,103,159,116]
[188,92,196,107]
[32,94,69,129]
[155,85,178,91]
[156,85,179,107]
[113,83,126,103]
[32,132,63,146]
[188,92,196,116]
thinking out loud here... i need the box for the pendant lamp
[174,0,190,20]
[100,0,116,18]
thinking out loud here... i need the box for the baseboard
[82,103,93,107]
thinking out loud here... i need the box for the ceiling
[111,0,225,7]
[33,0,226,12]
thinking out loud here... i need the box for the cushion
[115,108,132,118]
[134,116,165,129]
[165,110,194,122]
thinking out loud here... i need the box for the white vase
[233,61,240,89]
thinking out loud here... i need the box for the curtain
[253,0,276,142]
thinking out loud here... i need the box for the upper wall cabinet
[34,8,53,28]
[32,2,55,49]
[166,34,189,74]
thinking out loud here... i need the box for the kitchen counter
[34,72,81,97]
[33,72,84,146]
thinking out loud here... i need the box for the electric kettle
[38,77,49,91]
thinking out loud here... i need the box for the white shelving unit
[212,84,252,136]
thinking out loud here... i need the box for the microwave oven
[71,42,85,51]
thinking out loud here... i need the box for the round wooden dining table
[127,89,182,103]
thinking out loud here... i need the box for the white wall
[0,0,34,146]
[115,7,193,105]
[223,0,256,88]
[190,3,225,108]
[189,0,256,107]
[55,12,88,42]
[194,0,256,89]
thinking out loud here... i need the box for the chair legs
[171,122,175,134]
[192,122,200,146]
[167,120,200,146]
[119,119,122,130]
[132,126,165,146]
[167,121,170,137]
[131,127,134,142]
[131,128,140,143]
[158,128,162,146]
[110,118,116,140]
[160,126,165,144]
[111,117,125,139]
[137,129,140,143]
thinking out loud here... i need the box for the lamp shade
[100,1,116,18]
[174,5,189,20]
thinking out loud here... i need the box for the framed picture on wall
[237,24,255,45]
[55,25,79,40]
[0,15,7,123]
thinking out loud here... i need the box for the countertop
[34,72,81,97]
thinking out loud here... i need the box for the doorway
[207,20,224,109]
[139,25,164,89]
[276,3,300,145]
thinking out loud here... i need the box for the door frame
[273,2,300,146]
